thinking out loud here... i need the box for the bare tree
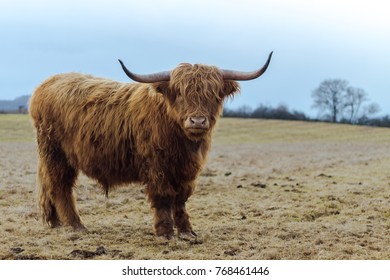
[361,103,381,119]
[344,87,367,123]
[311,79,348,122]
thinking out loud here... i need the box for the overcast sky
[1,0,389,115]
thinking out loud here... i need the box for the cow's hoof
[73,224,88,232]
[179,230,197,241]
[157,233,173,242]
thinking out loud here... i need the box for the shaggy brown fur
[29,64,241,239]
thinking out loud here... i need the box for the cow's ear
[221,81,240,98]
[154,82,176,103]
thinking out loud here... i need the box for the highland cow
[29,52,272,239]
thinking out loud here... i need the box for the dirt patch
[1,116,390,259]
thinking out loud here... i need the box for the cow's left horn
[221,52,273,81]
[118,59,171,83]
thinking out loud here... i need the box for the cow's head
[119,52,272,141]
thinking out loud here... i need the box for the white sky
[1,0,389,115]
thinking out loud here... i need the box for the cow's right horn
[118,59,171,83]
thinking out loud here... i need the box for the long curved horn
[118,59,171,83]
[221,52,273,81]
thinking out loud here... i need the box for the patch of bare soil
[1,118,390,259]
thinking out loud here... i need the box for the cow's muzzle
[184,116,210,132]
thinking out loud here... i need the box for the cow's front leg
[174,203,197,240]
[150,195,174,240]
[174,185,197,240]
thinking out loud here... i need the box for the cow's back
[29,73,147,186]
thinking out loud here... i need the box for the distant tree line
[0,106,27,114]
[223,104,390,127]
[223,104,308,121]
[223,78,390,127]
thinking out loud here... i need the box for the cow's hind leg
[174,184,196,240]
[37,142,85,230]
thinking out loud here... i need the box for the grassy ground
[0,114,34,142]
[1,114,390,259]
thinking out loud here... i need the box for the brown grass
[1,115,390,259]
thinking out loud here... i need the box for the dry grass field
[1,114,390,259]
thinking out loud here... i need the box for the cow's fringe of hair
[171,63,224,101]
